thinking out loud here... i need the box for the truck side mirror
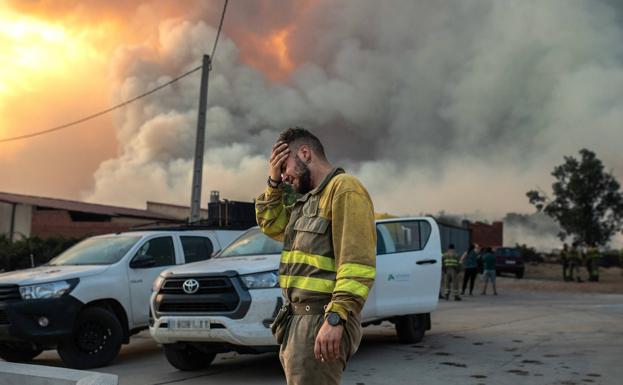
[130,254,156,269]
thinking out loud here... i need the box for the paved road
[35,287,623,385]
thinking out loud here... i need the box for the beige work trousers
[443,268,460,297]
[279,313,362,385]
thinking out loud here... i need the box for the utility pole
[189,54,212,223]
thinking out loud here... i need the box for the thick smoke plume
[79,0,623,245]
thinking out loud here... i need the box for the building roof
[0,191,177,221]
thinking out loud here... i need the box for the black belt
[290,302,328,315]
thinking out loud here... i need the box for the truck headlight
[240,271,279,289]
[19,279,78,300]
[152,275,165,292]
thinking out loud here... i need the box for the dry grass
[495,263,623,294]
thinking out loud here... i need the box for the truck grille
[0,285,20,301]
[0,310,9,325]
[157,276,240,314]
[160,277,232,295]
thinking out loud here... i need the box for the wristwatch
[267,176,282,188]
[326,312,344,326]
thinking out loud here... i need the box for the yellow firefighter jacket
[255,167,376,321]
[442,250,460,269]
[586,246,601,260]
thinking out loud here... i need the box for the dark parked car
[494,247,525,278]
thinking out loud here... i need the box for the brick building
[468,221,504,248]
[0,192,180,240]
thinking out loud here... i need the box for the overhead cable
[0,0,229,144]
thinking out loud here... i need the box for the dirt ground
[493,263,623,294]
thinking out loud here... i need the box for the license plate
[169,319,211,331]
[506,260,516,264]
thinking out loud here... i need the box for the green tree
[527,149,623,246]
[0,235,80,272]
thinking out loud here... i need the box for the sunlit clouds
[0,0,622,253]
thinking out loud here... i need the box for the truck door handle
[416,259,437,265]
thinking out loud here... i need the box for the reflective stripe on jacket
[255,167,376,321]
[586,247,601,260]
[443,250,459,268]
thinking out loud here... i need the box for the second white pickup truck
[150,217,441,370]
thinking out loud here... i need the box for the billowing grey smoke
[84,0,623,246]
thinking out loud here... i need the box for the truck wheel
[163,343,216,371]
[0,342,42,362]
[57,307,123,369]
[395,314,426,344]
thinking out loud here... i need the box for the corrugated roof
[0,191,178,220]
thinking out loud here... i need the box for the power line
[211,0,229,60]
[0,0,229,144]
[0,65,202,143]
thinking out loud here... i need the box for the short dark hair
[278,127,326,159]
[448,243,455,249]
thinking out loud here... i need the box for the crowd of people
[440,243,497,301]
[440,241,608,302]
[559,242,603,283]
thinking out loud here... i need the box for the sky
[1,0,622,248]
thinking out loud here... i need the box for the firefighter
[560,243,569,281]
[568,242,583,283]
[442,244,461,301]
[586,243,601,282]
[256,127,376,385]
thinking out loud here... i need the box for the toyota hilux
[150,217,441,370]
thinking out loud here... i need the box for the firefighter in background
[442,244,461,301]
[582,244,591,280]
[586,243,601,282]
[568,242,583,283]
[560,243,570,281]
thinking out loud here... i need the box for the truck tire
[0,342,42,362]
[57,307,123,369]
[395,314,426,344]
[163,343,216,371]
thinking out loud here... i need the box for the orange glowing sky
[239,27,296,81]
[0,2,123,157]
[0,0,301,199]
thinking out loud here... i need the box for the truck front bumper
[0,296,83,348]
[150,288,281,347]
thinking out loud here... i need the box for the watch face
[328,312,341,326]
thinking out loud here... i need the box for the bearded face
[292,155,312,194]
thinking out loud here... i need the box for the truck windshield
[217,228,283,258]
[48,236,141,266]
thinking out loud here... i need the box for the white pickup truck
[0,228,242,369]
[150,217,441,370]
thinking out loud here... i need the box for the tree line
[0,235,80,272]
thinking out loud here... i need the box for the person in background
[460,243,480,296]
[480,247,497,296]
[560,243,570,281]
[586,243,601,282]
[442,244,461,301]
[568,242,583,283]
[582,244,592,280]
